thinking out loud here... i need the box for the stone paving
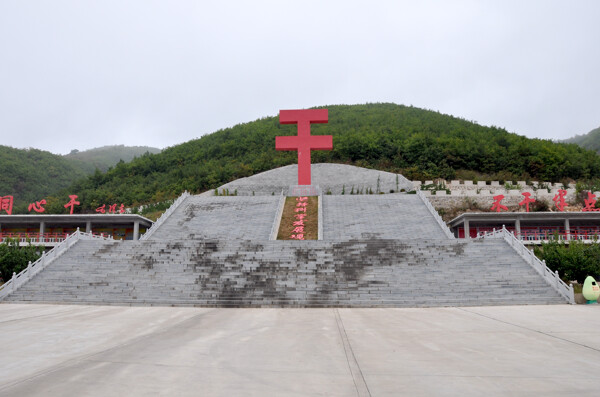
[1,304,599,397]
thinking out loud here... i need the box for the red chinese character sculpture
[64,195,80,215]
[276,109,332,185]
[552,189,568,212]
[518,192,535,212]
[119,204,125,214]
[490,194,508,212]
[96,204,106,214]
[108,204,117,214]
[290,234,305,240]
[1,195,14,215]
[28,199,47,213]
[582,192,600,212]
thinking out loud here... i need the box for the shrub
[534,240,600,283]
[0,238,42,282]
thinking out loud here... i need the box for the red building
[448,212,600,243]
[0,214,152,247]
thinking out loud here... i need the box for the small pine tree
[342,185,345,195]
[350,186,354,195]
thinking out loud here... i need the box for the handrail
[318,192,323,240]
[0,229,113,300]
[139,191,190,240]
[0,232,112,244]
[479,225,575,304]
[269,190,286,241]
[416,190,454,239]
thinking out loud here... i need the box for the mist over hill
[64,145,161,173]
[564,126,600,153]
[40,103,600,214]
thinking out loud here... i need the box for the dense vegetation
[0,239,41,283]
[7,103,600,213]
[0,145,162,207]
[535,240,600,284]
[564,126,600,153]
[0,146,89,204]
[64,145,161,173]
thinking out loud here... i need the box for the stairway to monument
[5,238,567,307]
[323,194,449,240]
[147,195,281,241]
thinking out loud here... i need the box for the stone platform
[1,164,571,307]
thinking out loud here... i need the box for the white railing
[0,232,112,245]
[0,228,113,300]
[269,190,286,241]
[478,225,575,304]
[318,192,323,240]
[139,191,190,240]
[416,190,454,239]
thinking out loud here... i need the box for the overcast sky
[1,1,598,155]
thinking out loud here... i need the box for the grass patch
[277,196,318,240]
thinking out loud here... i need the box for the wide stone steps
[5,239,567,307]
[147,195,281,241]
[322,194,449,240]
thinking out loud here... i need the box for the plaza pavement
[0,303,599,396]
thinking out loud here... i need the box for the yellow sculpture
[582,276,600,303]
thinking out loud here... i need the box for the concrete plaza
[0,303,599,396]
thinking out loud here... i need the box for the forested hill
[564,126,600,153]
[0,145,162,205]
[0,146,88,204]
[43,103,600,213]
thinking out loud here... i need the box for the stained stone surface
[5,238,566,307]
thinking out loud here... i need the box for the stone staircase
[148,195,281,240]
[4,238,566,307]
[323,194,449,240]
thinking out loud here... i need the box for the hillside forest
[4,103,600,214]
[0,145,160,206]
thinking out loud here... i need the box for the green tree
[0,239,42,282]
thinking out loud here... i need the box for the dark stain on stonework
[167,242,183,250]
[94,241,119,255]
[133,254,156,270]
[241,241,265,253]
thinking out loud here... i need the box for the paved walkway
[0,304,599,396]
